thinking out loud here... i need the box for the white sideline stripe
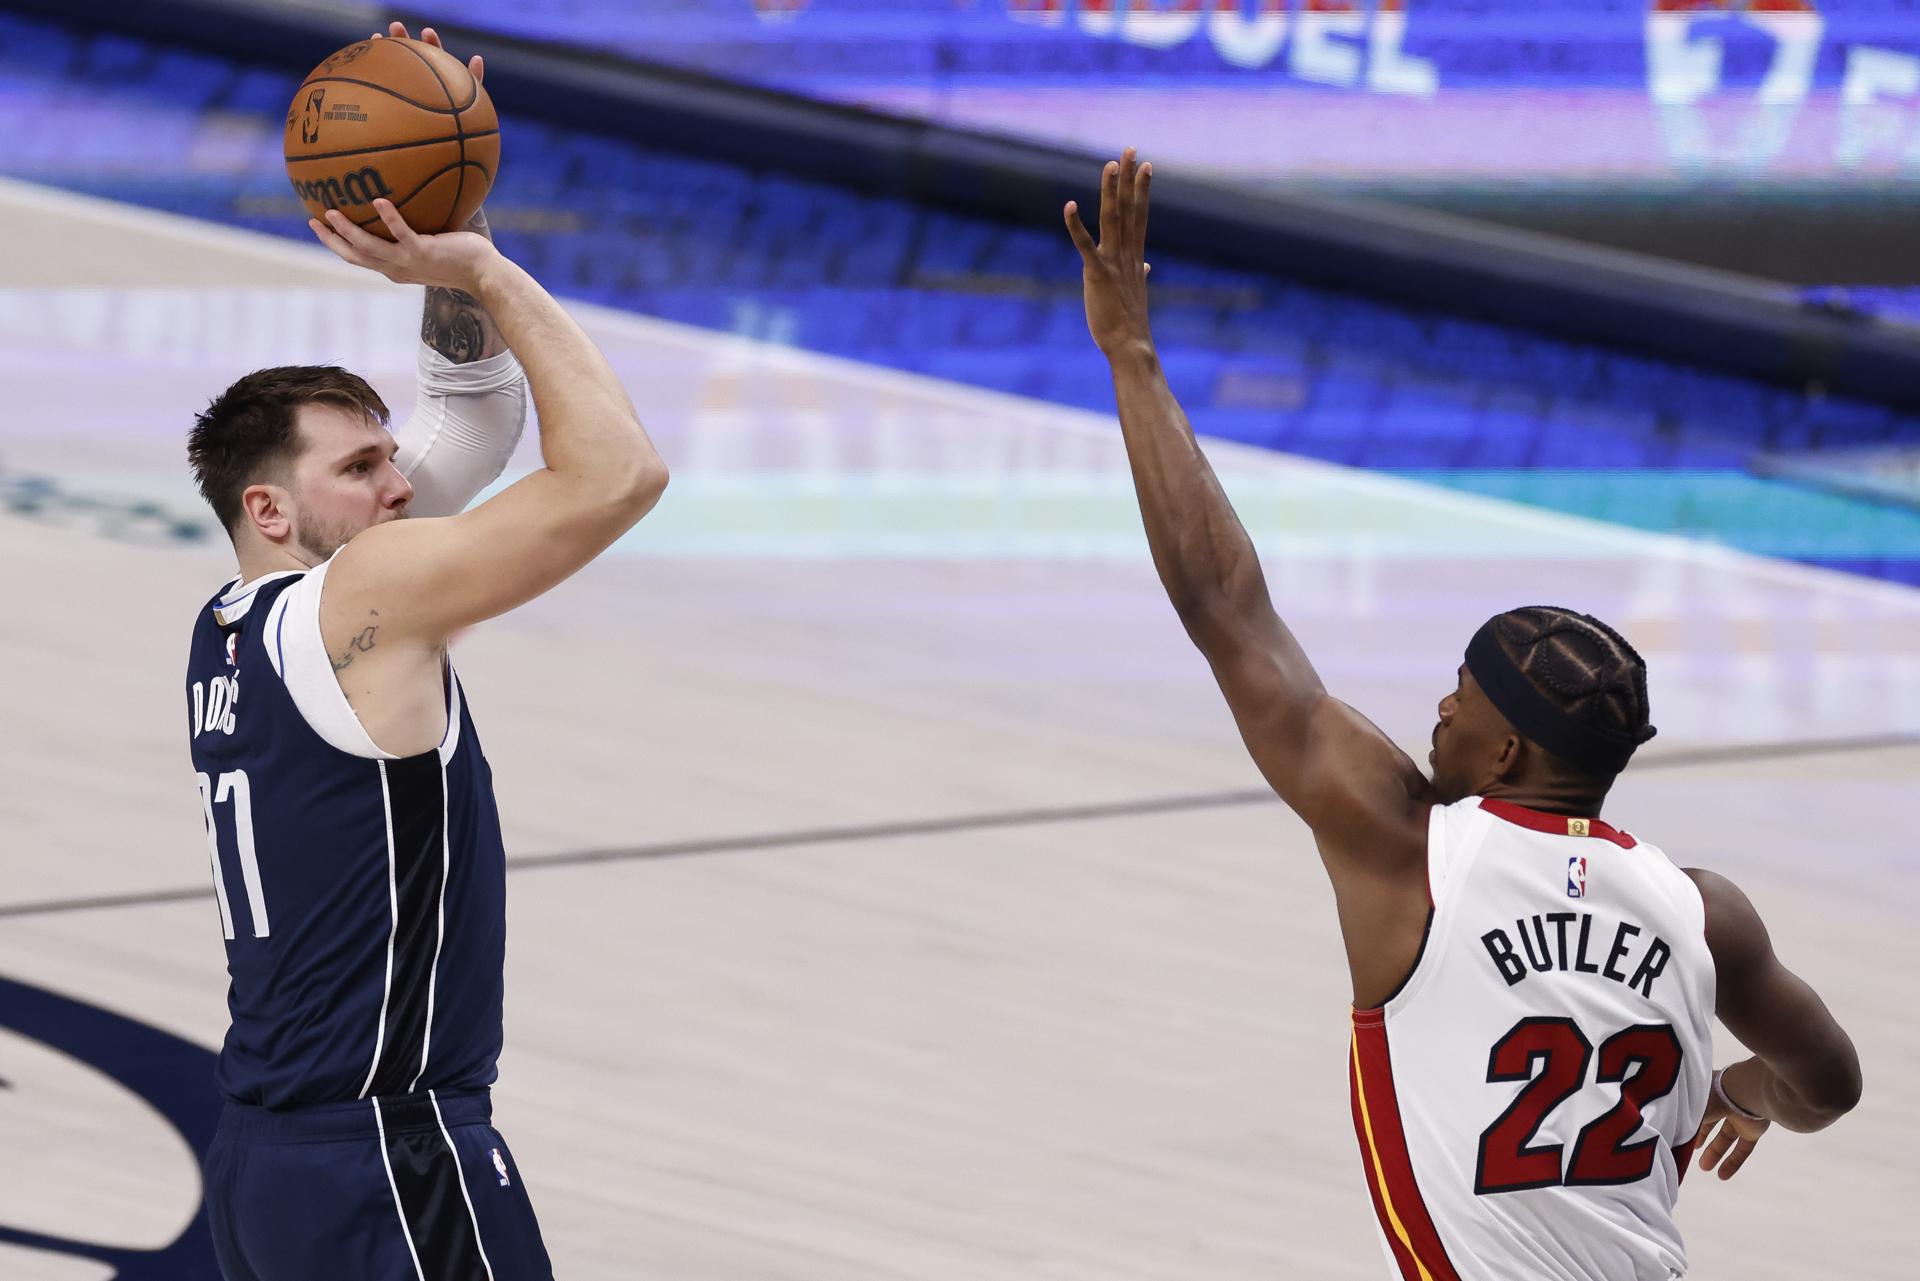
[372,1097,429,1281]
[6,176,1914,611]
[438,664,464,765]
[430,1089,499,1281]
[409,761,451,1094]
[359,760,400,1101]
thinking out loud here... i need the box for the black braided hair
[1492,607,1657,765]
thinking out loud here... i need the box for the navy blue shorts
[204,1089,552,1281]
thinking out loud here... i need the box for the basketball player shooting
[1066,150,1862,1279]
[184,26,665,1280]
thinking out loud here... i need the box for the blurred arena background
[0,2,1916,1278]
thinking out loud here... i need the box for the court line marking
[3,731,1913,922]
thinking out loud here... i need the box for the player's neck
[233,542,321,587]
[1476,779,1608,820]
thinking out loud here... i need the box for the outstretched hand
[1064,147,1154,358]
[310,199,499,293]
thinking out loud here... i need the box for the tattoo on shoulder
[331,612,380,672]
[422,286,495,364]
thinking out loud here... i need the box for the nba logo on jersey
[225,633,239,667]
[492,1148,512,1187]
[1567,855,1588,899]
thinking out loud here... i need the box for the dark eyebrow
[337,440,398,467]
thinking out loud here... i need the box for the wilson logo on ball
[289,166,395,210]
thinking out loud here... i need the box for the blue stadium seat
[2,6,1917,585]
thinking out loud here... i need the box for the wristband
[1712,1068,1765,1123]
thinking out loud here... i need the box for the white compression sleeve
[392,343,529,518]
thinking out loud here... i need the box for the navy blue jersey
[186,568,507,1109]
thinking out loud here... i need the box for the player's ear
[241,482,294,543]
[1490,732,1523,783]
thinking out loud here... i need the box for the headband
[1464,617,1650,775]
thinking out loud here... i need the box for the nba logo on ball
[492,1147,511,1187]
[1567,856,1588,899]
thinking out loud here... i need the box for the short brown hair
[188,366,390,534]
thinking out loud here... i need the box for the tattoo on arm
[331,615,380,672]
[420,207,505,363]
[422,287,503,364]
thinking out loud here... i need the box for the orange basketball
[284,37,499,240]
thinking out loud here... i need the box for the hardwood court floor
[2,180,1916,1280]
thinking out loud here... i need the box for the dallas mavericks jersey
[1349,797,1715,1281]
[185,563,507,1109]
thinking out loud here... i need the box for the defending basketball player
[184,26,664,1280]
[1066,150,1861,1279]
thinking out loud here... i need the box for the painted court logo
[1568,856,1588,899]
[0,974,222,1277]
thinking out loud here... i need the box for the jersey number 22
[1475,1016,1683,1195]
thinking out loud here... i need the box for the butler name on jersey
[1349,797,1714,1281]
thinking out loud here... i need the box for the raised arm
[1063,151,1428,866]
[1686,868,1860,1170]
[389,206,531,516]
[376,25,525,520]
[372,24,508,371]
[311,198,667,650]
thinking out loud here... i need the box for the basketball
[283,37,499,240]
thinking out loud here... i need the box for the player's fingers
[309,218,375,270]
[1097,160,1120,249]
[471,54,485,85]
[313,212,375,264]
[1717,1136,1759,1180]
[1063,201,1096,262]
[369,198,421,247]
[387,21,408,39]
[322,208,395,264]
[1117,147,1139,240]
[1135,161,1151,246]
[1696,1119,1735,1171]
[422,27,441,49]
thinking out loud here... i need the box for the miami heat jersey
[185,565,507,1109]
[1349,797,1714,1281]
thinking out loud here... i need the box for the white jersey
[1348,797,1715,1281]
